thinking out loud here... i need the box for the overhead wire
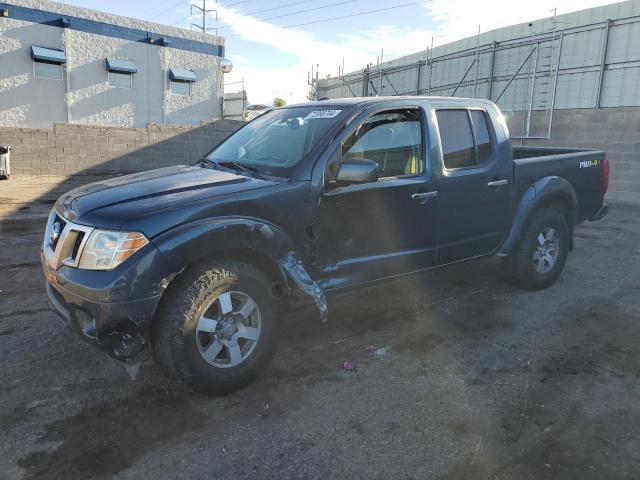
[216,0,359,31]
[224,0,432,38]
[171,0,432,37]
[223,0,260,7]
[150,0,185,21]
[171,0,315,26]
[242,0,316,17]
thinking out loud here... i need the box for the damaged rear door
[312,102,438,289]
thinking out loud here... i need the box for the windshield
[207,106,345,177]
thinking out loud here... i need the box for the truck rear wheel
[502,208,570,290]
[151,261,281,395]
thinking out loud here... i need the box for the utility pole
[191,0,218,35]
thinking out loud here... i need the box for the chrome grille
[43,209,94,270]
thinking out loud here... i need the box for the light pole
[219,58,236,119]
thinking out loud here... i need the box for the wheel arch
[497,176,578,256]
[150,217,327,322]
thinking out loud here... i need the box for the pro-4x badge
[579,159,600,168]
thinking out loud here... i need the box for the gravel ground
[1,189,639,480]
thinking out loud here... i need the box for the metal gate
[222,80,247,120]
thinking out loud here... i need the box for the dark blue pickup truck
[42,97,609,394]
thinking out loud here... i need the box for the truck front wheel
[151,261,282,395]
[502,208,570,290]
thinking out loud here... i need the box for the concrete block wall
[509,107,640,205]
[2,108,637,205]
[0,119,243,176]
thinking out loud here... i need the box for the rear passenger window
[436,110,475,169]
[470,110,494,164]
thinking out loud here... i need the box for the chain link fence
[320,37,561,139]
[318,12,640,139]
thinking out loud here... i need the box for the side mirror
[335,159,379,185]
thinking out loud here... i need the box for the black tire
[151,260,282,395]
[502,208,570,290]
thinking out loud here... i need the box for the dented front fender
[152,217,329,322]
[279,252,328,322]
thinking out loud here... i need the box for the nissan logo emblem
[50,221,61,244]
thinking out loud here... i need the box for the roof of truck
[287,96,491,109]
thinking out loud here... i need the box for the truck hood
[57,165,277,228]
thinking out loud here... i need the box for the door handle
[411,191,438,200]
[487,179,509,188]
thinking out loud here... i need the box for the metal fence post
[362,69,369,96]
[427,49,433,95]
[595,19,611,108]
[547,33,564,139]
[524,43,539,138]
[487,42,496,100]
[474,25,480,97]
[378,49,384,96]
[341,58,345,98]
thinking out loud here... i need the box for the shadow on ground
[12,256,516,479]
[1,139,640,479]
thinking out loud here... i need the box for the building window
[31,46,66,80]
[34,61,63,80]
[106,58,137,90]
[168,68,197,96]
[109,71,133,89]
[170,80,191,96]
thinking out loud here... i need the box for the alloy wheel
[195,291,262,368]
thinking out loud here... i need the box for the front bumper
[590,203,609,221]
[42,251,165,360]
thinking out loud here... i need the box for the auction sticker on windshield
[305,110,342,119]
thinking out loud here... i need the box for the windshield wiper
[200,158,258,175]
[198,157,217,167]
[217,160,258,174]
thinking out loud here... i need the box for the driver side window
[341,109,424,179]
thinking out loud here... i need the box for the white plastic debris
[373,347,390,358]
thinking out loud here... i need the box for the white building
[0,0,226,128]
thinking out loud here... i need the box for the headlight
[78,230,149,271]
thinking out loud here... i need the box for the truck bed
[512,146,606,223]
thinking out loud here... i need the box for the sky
[62,0,620,104]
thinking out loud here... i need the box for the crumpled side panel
[280,252,328,322]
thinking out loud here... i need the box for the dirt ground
[1,177,639,480]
